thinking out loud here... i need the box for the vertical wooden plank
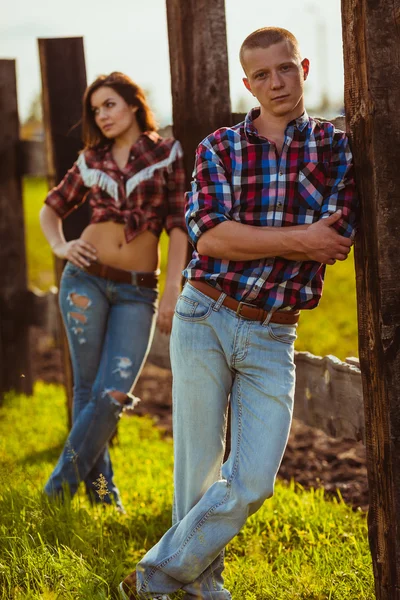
[341,1,400,598]
[165,0,232,455]
[0,325,3,400]
[38,38,88,422]
[0,60,33,400]
[166,0,232,183]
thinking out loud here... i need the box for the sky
[1,0,345,125]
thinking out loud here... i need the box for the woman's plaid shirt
[184,108,357,311]
[45,132,186,243]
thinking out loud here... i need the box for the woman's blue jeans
[44,262,157,509]
[136,282,297,599]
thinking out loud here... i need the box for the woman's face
[91,85,138,139]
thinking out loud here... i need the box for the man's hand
[297,210,352,265]
[52,239,98,268]
[157,287,180,335]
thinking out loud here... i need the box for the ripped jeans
[44,261,157,509]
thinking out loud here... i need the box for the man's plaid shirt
[45,131,186,243]
[184,108,357,311]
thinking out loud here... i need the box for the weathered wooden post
[38,37,88,420]
[166,0,232,183]
[0,60,33,401]
[165,0,232,452]
[341,1,400,597]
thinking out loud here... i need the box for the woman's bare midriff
[80,222,160,272]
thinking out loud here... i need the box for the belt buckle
[236,301,255,319]
[131,272,137,286]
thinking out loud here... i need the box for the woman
[40,72,188,512]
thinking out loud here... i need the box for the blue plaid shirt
[184,108,357,311]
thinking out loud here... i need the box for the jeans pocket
[63,262,83,278]
[267,322,297,345]
[136,285,159,301]
[174,292,212,322]
[297,161,328,210]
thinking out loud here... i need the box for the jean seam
[174,304,213,322]
[141,375,243,592]
[232,322,252,364]
[186,284,216,306]
[177,297,198,318]
[267,324,297,345]
[72,306,119,472]
[72,390,122,474]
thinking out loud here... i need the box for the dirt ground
[31,327,369,511]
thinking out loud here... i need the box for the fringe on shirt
[77,153,120,204]
[126,140,183,198]
[77,140,183,202]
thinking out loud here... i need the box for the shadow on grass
[19,443,64,466]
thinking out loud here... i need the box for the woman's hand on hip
[157,287,180,335]
[52,239,98,268]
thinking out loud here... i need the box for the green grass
[0,384,373,599]
[23,177,56,291]
[296,252,358,359]
[23,177,358,359]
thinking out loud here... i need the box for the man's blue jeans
[44,262,157,508]
[136,282,297,599]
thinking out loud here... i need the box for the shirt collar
[98,130,161,155]
[244,107,310,140]
[94,131,162,170]
[141,130,162,145]
[244,108,261,140]
[288,111,309,131]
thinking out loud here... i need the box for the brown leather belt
[84,262,158,288]
[188,280,300,324]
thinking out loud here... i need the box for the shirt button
[279,171,283,176]
[277,201,283,207]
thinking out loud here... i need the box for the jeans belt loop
[213,291,227,312]
[131,272,137,286]
[261,311,273,327]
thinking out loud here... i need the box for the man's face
[242,40,309,119]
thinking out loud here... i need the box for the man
[120,26,357,600]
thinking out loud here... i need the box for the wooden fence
[2,0,400,594]
[1,91,363,444]
[0,49,360,441]
[0,49,364,440]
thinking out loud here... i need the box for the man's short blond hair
[239,27,302,72]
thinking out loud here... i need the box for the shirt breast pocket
[296,161,328,211]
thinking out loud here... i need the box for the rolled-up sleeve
[45,160,88,219]
[164,141,187,234]
[320,132,358,238]
[185,138,232,250]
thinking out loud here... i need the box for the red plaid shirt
[184,108,358,311]
[45,131,186,242]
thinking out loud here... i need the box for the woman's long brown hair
[82,72,157,148]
